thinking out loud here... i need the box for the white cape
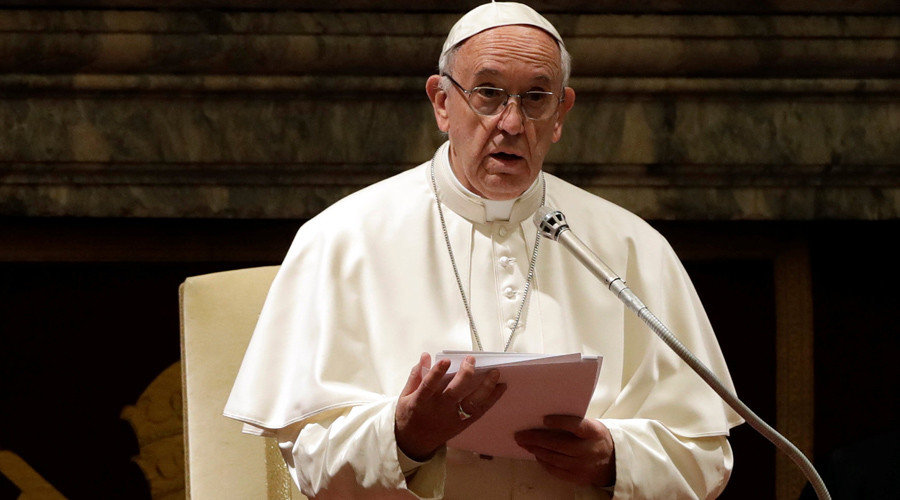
[225,142,743,441]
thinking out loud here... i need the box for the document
[434,350,602,460]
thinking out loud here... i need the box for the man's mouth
[490,152,523,161]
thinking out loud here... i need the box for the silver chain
[429,150,544,352]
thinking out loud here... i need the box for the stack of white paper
[434,351,602,460]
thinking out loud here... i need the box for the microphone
[533,206,830,500]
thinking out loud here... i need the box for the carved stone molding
[0,450,67,499]
[1,7,897,220]
[2,83,897,219]
[121,363,185,500]
[1,1,898,14]
[4,75,900,94]
[1,11,897,78]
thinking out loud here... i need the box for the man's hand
[515,415,616,488]
[395,352,506,461]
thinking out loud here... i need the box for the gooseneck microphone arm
[534,207,830,500]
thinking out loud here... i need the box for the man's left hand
[514,415,616,488]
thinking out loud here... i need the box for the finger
[527,437,616,489]
[444,356,488,400]
[418,352,432,377]
[543,415,603,440]
[469,381,506,418]
[460,369,500,411]
[514,429,582,457]
[416,358,452,398]
[400,353,429,397]
[521,443,586,471]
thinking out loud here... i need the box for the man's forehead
[456,26,562,81]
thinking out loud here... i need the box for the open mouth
[490,152,523,161]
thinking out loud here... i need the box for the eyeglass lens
[469,87,557,120]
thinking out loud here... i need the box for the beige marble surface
[1,11,898,77]
[0,8,898,220]
[0,8,897,500]
[1,1,898,13]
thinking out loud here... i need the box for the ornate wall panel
[1,2,898,499]
[1,5,898,220]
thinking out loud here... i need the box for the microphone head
[533,206,569,241]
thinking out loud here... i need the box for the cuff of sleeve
[390,397,437,476]
[603,419,637,499]
[387,398,446,499]
[397,443,433,476]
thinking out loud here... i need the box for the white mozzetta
[225,142,743,498]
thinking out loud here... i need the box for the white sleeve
[275,397,447,499]
[603,419,733,500]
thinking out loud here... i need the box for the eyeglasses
[442,73,563,121]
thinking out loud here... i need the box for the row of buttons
[495,226,525,334]
[500,257,519,306]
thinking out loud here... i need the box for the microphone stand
[534,207,831,500]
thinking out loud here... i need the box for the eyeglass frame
[441,73,565,121]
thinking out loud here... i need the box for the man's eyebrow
[472,68,554,85]
[473,68,501,79]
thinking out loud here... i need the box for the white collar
[447,166,519,221]
[431,141,543,224]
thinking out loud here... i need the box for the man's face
[427,25,575,201]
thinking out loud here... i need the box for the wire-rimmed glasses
[442,73,563,121]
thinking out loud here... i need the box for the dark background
[1,218,896,498]
[2,1,898,498]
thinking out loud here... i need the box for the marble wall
[2,2,898,220]
[0,2,898,500]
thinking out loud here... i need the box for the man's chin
[477,175,533,201]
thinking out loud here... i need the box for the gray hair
[438,36,572,91]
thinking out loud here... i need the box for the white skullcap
[441,1,564,58]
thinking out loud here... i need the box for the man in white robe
[225,3,743,498]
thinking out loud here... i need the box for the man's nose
[496,98,525,135]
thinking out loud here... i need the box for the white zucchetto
[441,1,564,58]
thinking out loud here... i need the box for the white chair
[180,266,305,499]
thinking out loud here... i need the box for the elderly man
[226,2,742,498]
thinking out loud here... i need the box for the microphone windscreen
[533,206,555,228]
[534,206,568,241]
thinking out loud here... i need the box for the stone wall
[2,1,898,220]
[1,2,898,499]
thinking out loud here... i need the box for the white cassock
[225,142,744,499]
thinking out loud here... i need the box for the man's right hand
[394,352,506,461]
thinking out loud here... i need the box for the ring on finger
[457,402,473,420]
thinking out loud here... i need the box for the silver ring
[457,402,472,420]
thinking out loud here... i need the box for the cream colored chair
[180,267,305,499]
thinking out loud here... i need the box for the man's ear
[426,75,450,132]
[552,86,576,143]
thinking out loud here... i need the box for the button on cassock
[505,319,524,330]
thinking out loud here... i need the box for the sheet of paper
[435,351,586,372]
[435,351,602,460]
